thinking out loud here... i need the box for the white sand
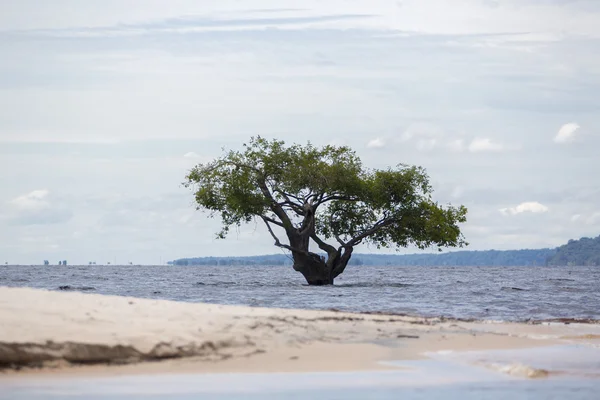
[1,287,598,375]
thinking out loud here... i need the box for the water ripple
[1,265,598,322]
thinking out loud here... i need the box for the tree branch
[261,217,311,256]
[310,233,337,255]
[257,180,294,230]
[271,185,305,206]
[328,211,346,246]
[280,190,305,204]
[332,247,353,279]
[346,218,397,247]
[298,203,315,236]
[315,194,360,207]
[261,215,284,228]
[217,160,261,174]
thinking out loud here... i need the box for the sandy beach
[1,287,599,378]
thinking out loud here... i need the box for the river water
[1,264,598,321]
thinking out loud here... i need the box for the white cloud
[415,138,437,151]
[569,211,600,225]
[587,212,600,225]
[5,189,72,226]
[499,201,549,216]
[554,123,580,143]
[400,123,452,151]
[447,139,465,152]
[367,138,385,148]
[468,138,504,152]
[183,152,200,159]
[10,190,50,211]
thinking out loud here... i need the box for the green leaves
[185,136,467,251]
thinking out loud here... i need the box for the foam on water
[425,344,600,379]
[486,363,549,379]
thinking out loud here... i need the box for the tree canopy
[185,137,467,284]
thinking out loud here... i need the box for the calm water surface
[3,352,600,400]
[2,264,598,321]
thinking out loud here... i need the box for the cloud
[366,138,385,148]
[468,138,504,152]
[6,190,72,225]
[447,139,465,152]
[569,211,600,225]
[1,1,600,263]
[400,123,448,151]
[183,152,200,159]
[10,190,50,211]
[400,124,470,152]
[554,122,580,143]
[499,201,549,216]
[415,138,437,151]
[401,123,444,142]
[14,14,374,38]
[587,212,600,225]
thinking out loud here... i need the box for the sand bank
[1,287,598,376]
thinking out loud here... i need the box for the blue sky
[1,0,599,264]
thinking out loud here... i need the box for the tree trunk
[290,248,352,285]
[292,252,333,285]
[283,210,353,285]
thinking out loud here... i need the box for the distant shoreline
[3,262,590,268]
[169,235,599,267]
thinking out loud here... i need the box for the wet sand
[1,287,599,378]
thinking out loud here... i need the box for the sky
[1,0,599,265]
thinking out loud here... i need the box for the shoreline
[1,287,599,378]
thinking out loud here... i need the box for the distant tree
[185,137,467,285]
[44,260,50,266]
[62,260,67,266]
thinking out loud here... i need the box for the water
[3,355,600,399]
[2,265,599,398]
[3,377,599,400]
[1,264,599,321]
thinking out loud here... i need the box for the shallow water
[425,344,600,379]
[3,351,600,400]
[1,264,599,321]
[4,379,599,400]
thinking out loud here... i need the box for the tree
[185,137,468,285]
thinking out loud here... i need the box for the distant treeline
[171,254,294,266]
[170,249,555,267]
[547,235,600,266]
[170,235,600,267]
